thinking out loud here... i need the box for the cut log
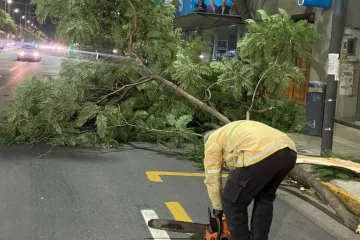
[297,154,360,174]
[289,166,360,234]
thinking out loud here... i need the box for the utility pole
[321,0,347,153]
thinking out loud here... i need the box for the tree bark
[151,75,360,234]
[297,155,360,175]
[289,166,360,233]
[152,75,231,124]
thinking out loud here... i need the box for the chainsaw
[147,207,232,240]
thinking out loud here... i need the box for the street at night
[0,48,61,111]
[0,48,357,239]
[1,0,360,239]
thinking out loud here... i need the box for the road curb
[322,181,360,217]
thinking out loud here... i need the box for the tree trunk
[289,166,360,233]
[152,75,360,234]
[297,155,360,175]
[152,75,231,124]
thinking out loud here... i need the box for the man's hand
[213,209,223,218]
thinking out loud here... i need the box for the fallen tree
[3,1,359,233]
[297,155,360,175]
[120,6,360,234]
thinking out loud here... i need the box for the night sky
[43,17,55,38]
[1,0,56,39]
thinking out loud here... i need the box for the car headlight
[19,52,25,56]
[33,52,39,56]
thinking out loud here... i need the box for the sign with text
[298,0,331,8]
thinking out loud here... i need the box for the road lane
[0,49,62,111]
[0,143,356,240]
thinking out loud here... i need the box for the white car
[17,44,42,62]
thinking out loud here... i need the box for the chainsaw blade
[148,219,207,234]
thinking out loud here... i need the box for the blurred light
[22,16,25,19]
[113,49,118,54]
[199,54,204,59]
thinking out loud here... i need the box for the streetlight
[4,0,12,13]
[20,16,25,29]
[12,8,19,18]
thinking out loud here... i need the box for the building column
[212,31,219,61]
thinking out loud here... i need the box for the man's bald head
[203,130,216,144]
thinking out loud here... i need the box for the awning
[174,12,244,32]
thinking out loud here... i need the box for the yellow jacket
[203,120,297,210]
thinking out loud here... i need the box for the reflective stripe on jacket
[203,120,297,210]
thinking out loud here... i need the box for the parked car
[17,44,42,62]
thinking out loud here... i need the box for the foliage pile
[0,3,314,149]
[313,151,360,181]
[0,9,17,33]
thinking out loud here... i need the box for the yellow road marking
[166,202,193,222]
[146,171,229,182]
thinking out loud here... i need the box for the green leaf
[74,103,99,127]
[96,113,107,139]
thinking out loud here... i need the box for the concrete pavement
[0,144,357,240]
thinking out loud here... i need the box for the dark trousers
[222,147,297,240]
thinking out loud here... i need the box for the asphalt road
[0,48,62,111]
[0,48,357,240]
[0,143,356,240]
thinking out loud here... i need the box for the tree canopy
[0,4,315,147]
[0,9,17,33]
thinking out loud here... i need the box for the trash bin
[305,81,327,137]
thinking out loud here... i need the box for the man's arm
[204,140,223,210]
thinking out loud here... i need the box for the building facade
[170,0,360,127]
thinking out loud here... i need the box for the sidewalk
[289,123,360,157]
[288,123,360,199]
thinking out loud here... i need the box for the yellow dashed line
[165,202,193,222]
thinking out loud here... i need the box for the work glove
[213,209,223,218]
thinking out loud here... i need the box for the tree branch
[152,75,231,125]
[114,113,203,137]
[126,0,138,51]
[247,63,277,119]
[96,76,152,104]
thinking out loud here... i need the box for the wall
[249,0,360,123]
[248,0,313,17]
[335,0,360,122]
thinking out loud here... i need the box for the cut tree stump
[297,155,360,175]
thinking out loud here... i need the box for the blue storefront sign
[298,0,331,8]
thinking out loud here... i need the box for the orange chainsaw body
[205,215,232,240]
